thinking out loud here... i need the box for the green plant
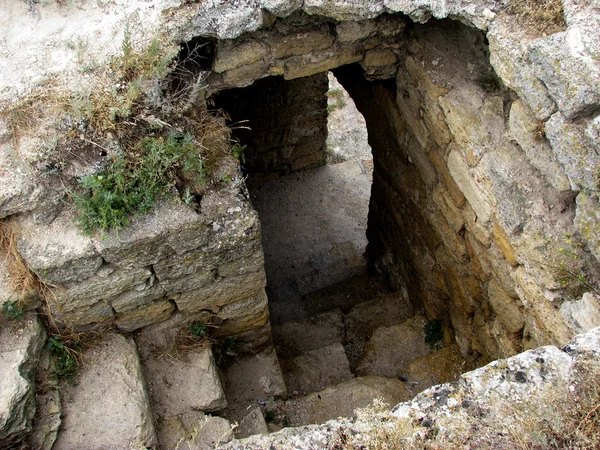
[188,321,207,338]
[72,131,205,234]
[327,88,347,113]
[231,143,247,164]
[424,320,443,350]
[1,300,24,320]
[264,411,277,423]
[47,334,80,379]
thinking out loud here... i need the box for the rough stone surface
[53,332,156,450]
[575,191,600,261]
[236,407,269,438]
[280,343,353,394]
[0,316,45,448]
[530,30,600,121]
[277,375,411,427]
[222,346,287,423]
[356,316,432,378]
[272,309,345,358]
[560,293,600,335]
[156,411,233,450]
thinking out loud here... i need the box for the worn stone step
[343,290,418,370]
[404,344,476,395]
[272,309,345,359]
[280,343,353,395]
[53,332,156,450]
[356,315,432,378]
[156,411,233,450]
[221,345,287,425]
[302,273,388,317]
[272,376,412,427]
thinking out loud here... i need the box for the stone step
[53,332,156,450]
[272,309,345,359]
[220,345,287,427]
[356,315,433,378]
[271,376,412,427]
[302,273,388,317]
[343,290,418,371]
[404,344,476,396]
[279,343,353,395]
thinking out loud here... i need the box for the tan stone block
[445,267,476,315]
[221,60,268,88]
[433,184,465,233]
[362,49,396,67]
[472,310,499,361]
[465,231,492,282]
[493,222,519,267]
[488,279,524,333]
[429,149,467,209]
[271,29,334,59]
[512,267,573,346]
[447,147,492,223]
[214,40,265,73]
[116,300,175,333]
[175,270,267,315]
[490,318,522,357]
[462,204,492,248]
[283,48,363,80]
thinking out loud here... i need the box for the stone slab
[53,332,156,450]
[280,343,353,395]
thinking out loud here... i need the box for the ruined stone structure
[1,0,600,447]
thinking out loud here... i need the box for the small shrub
[231,143,247,164]
[72,131,205,234]
[47,334,80,379]
[1,300,24,321]
[424,320,443,350]
[188,321,207,338]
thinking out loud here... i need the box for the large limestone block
[281,375,411,426]
[94,200,209,269]
[139,344,227,414]
[508,100,570,191]
[530,30,600,121]
[174,269,266,315]
[270,29,334,59]
[222,346,287,422]
[157,411,233,450]
[115,299,175,332]
[16,210,102,284]
[356,315,432,378]
[53,333,156,450]
[185,2,266,40]
[303,0,385,20]
[0,315,46,447]
[488,18,557,120]
[560,293,600,335]
[236,407,268,438]
[212,289,270,337]
[214,39,266,73]
[545,112,600,191]
[280,343,353,394]
[51,265,151,314]
[283,48,363,80]
[575,191,600,262]
[259,0,303,18]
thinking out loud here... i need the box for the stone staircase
[253,274,474,431]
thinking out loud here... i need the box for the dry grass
[504,0,566,36]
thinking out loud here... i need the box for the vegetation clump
[72,131,206,234]
[1,300,24,321]
[424,319,443,350]
[47,334,81,379]
[504,0,566,36]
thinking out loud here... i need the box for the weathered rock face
[0,316,46,448]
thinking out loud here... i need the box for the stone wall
[214,73,329,174]
[7,159,271,351]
